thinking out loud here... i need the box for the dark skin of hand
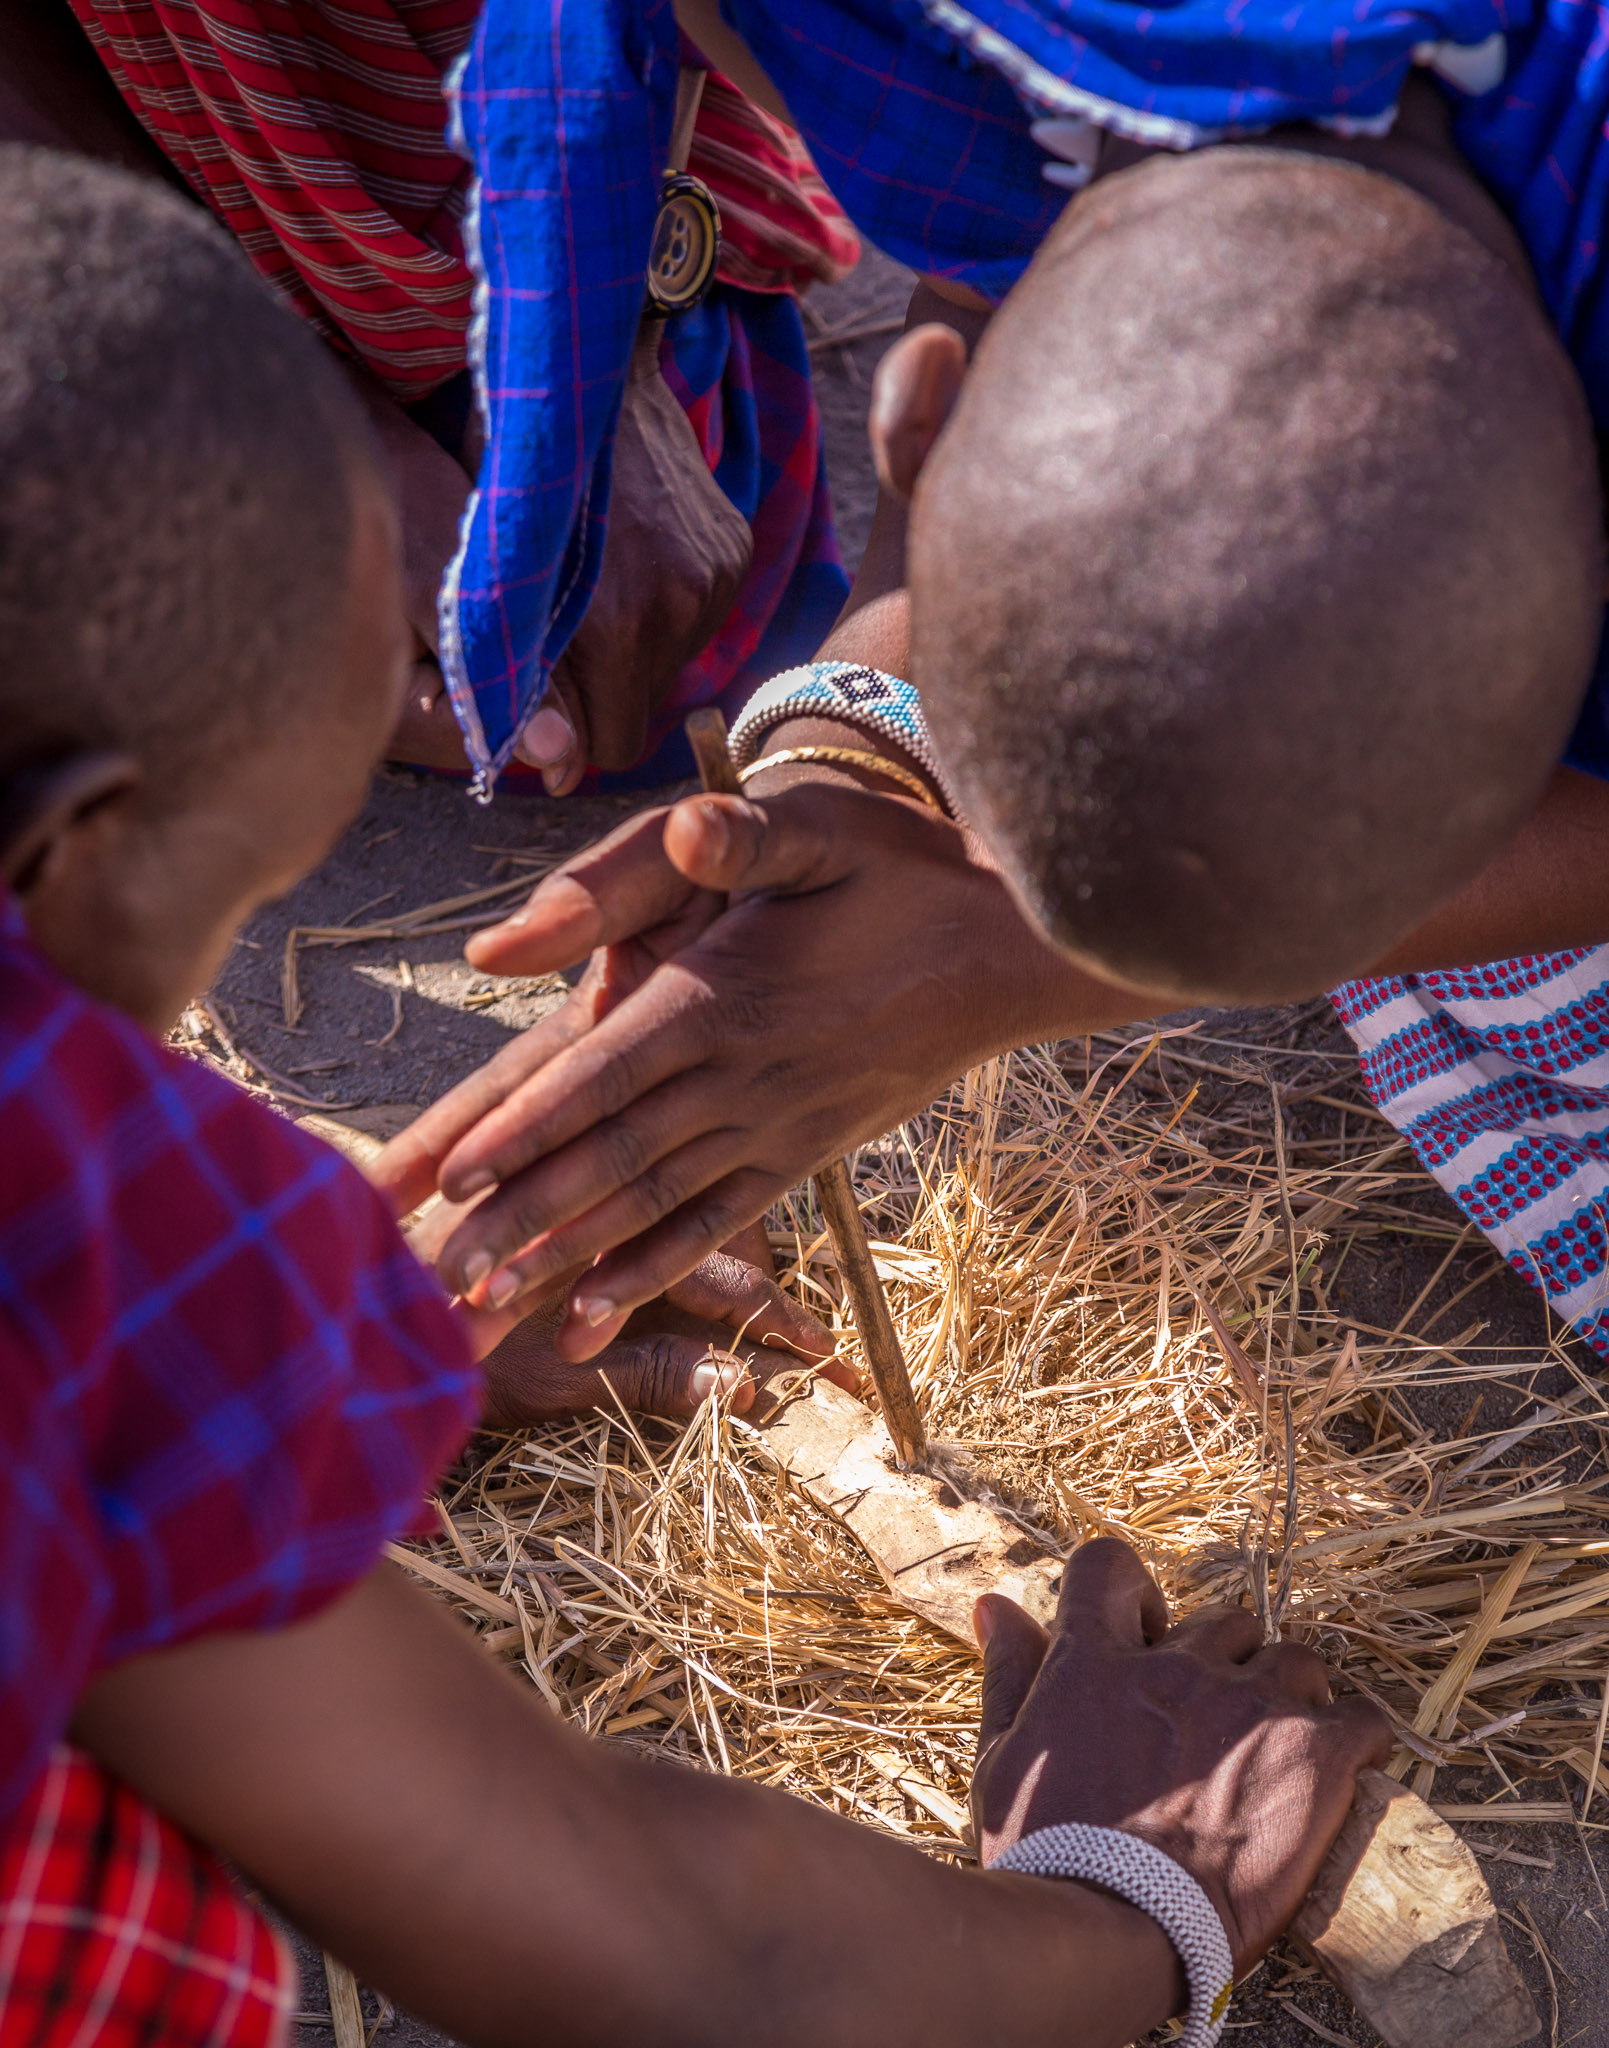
[388,323,753,791]
[375,74,1609,1348]
[70,1540,1386,2047]
[406,1184,854,1421]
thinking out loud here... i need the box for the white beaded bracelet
[988,1824,1235,2048]
[727,660,964,817]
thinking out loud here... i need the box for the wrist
[741,716,941,808]
[986,1869,1188,2040]
[990,1827,1229,2048]
[728,659,963,814]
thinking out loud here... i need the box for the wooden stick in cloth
[684,706,929,1467]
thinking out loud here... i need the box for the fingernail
[486,1267,520,1310]
[973,1597,995,1650]
[578,1294,616,1328]
[696,799,730,865]
[515,704,574,769]
[455,1170,495,1199]
[691,1360,745,1400]
[461,1250,493,1292]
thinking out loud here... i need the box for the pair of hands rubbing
[361,799,1387,1994]
[372,780,1072,1347]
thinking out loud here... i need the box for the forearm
[74,1567,1182,2048]
[1373,765,1609,972]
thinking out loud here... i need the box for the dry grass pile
[394,1020,1609,1848]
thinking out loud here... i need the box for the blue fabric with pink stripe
[444,0,1609,785]
[599,284,848,789]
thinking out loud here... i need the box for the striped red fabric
[0,1747,294,2048]
[692,72,860,294]
[68,5,856,398]
[65,0,480,397]
[64,0,478,397]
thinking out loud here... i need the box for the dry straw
[387,1021,1609,1848]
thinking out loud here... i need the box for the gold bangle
[737,745,945,813]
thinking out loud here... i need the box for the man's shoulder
[0,900,344,1226]
[0,909,478,1784]
[0,902,467,1423]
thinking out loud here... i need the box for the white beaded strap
[988,1825,1235,2048]
[727,661,963,817]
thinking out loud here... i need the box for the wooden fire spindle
[684,706,929,1468]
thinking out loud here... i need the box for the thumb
[482,1313,757,1427]
[975,1594,1050,1759]
[661,788,860,898]
[665,1252,864,1395]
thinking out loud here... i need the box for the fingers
[463,807,700,977]
[1165,1604,1265,1664]
[975,1595,1051,1757]
[480,1306,755,1427]
[437,1061,729,1285]
[555,1167,787,1356]
[369,986,603,1216]
[1321,1692,1393,1775]
[513,693,584,797]
[663,1252,861,1395]
[666,1251,833,1359]
[437,1080,748,1308]
[659,782,910,898]
[434,964,729,1224]
[719,1218,776,1274]
[1054,1538,1170,1649]
[1247,1640,1333,1709]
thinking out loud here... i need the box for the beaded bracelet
[988,1824,1235,2048]
[727,661,963,818]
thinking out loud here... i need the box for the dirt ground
[215,252,1609,2047]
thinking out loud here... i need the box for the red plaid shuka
[65,0,482,399]
[0,1748,294,2048]
[66,4,857,399]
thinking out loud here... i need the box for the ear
[0,754,142,893]
[869,323,970,503]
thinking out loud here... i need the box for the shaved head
[0,145,374,798]
[912,148,1603,1000]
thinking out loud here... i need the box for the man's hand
[357,336,751,782]
[971,1539,1391,1972]
[474,1249,854,1425]
[71,1561,1212,2048]
[404,1168,850,1421]
[513,330,754,793]
[371,780,1134,1355]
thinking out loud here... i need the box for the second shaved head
[912,147,1603,1000]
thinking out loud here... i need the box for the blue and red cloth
[618,286,849,784]
[68,2,856,789]
[0,895,478,1835]
[442,0,1609,779]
